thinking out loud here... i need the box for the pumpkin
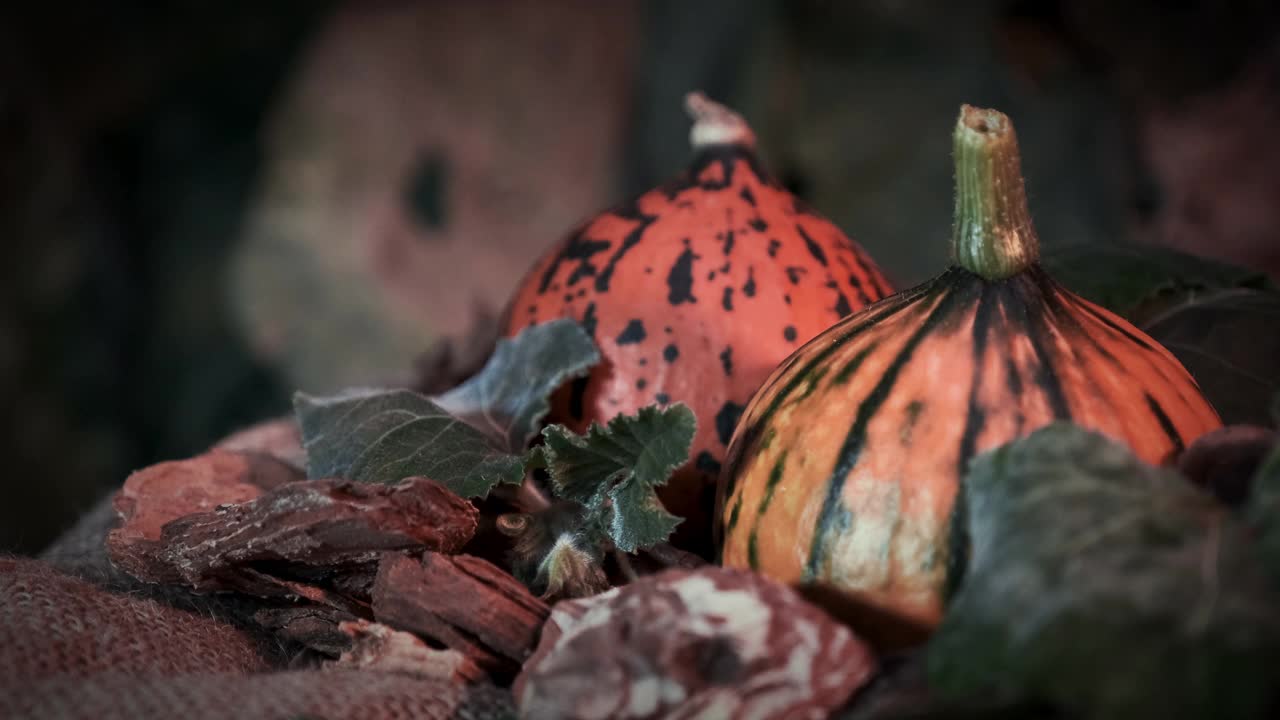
[716,105,1223,625]
[504,92,893,553]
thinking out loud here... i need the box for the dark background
[3,0,1278,554]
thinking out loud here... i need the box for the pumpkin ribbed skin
[715,105,1223,625]
[505,97,892,551]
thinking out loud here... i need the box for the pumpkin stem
[685,91,757,150]
[951,105,1039,280]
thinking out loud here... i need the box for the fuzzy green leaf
[294,388,525,497]
[436,318,599,452]
[929,423,1280,720]
[541,404,694,552]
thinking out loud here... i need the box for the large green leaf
[540,403,695,552]
[1246,441,1280,589]
[1040,242,1274,323]
[929,423,1280,720]
[293,319,600,498]
[1141,289,1280,426]
[435,318,598,452]
[294,388,525,498]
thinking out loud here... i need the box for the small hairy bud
[537,533,609,601]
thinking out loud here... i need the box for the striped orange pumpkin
[715,105,1223,627]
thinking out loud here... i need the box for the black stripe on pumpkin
[758,276,944,420]
[727,293,916,468]
[1069,290,1161,354]
[1063,290,1209,432]
[1008,275,1072,420]
[804,278,976,580]
[725,491,744,536]
[944,479,970,603]
[946,280,997,600]
[832,343,879,386]
[795,367,830,402]
[1041,286,1148,431]
[1146,393,1186,453]
[721,276,943,510]
[747,451,790,569]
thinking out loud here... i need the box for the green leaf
[1246,442,1280,589]
[929,423,1280,720]
[294,388,525,497]
[291,319,600,499]
[436,318,599,452]
[1140,289,1280,426]
[1040,242,1274,324]
[541,404,694,552]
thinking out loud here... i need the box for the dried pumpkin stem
[951,105,1039,280]
[685,91,757,150]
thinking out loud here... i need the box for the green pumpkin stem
[951,105,1039,280]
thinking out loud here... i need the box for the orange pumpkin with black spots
[503,93,892,553]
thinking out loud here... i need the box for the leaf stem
[613,550,639,583]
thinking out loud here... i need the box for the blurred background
[2,0,1278,554]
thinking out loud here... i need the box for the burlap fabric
[1,495,517,720]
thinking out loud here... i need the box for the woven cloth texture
[0,556,271,683]
[3,670,517,720]
[3,499,518,719]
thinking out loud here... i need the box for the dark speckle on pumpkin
[715,402,746,446]
[784,325,798,342]
[722,287,734,311]
[797,225,828,266]
[748,218,768,232]
[719,347,733,376]
[616,319,646,345]
[636,378,648,390]
[827,280,852,316]
[404,150,450,231]
[655,393,671,404]
[667,244,699,305]
[580,302,598,336]
[696,450,722,475]
[767,239,780,258]
[743,267,757,297]
[663,344,680,363]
